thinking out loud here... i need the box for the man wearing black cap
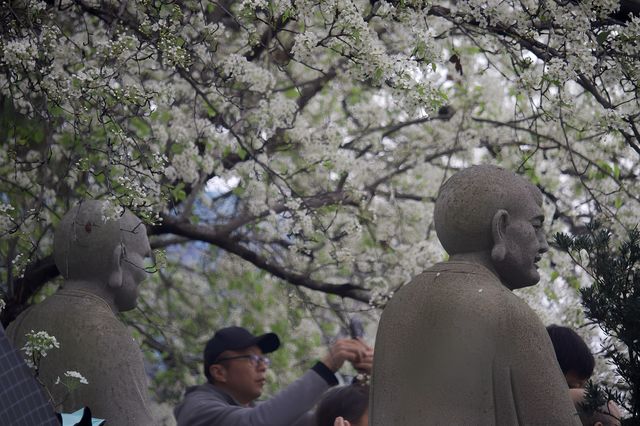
[174,326,373,426]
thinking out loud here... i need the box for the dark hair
[547,324,595,379]
[315,385,369,426]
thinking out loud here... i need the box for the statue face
[493,194,549,289]
[114,229,152,311]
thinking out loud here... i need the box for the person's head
[434,164,549,289]
[203,326,280,405]
[570,388,622,426]
[547,325,595,388]
[315,385,369,426]
[54,199,151,311]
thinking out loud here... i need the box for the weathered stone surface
[370,165,580,425]
[8,200,155,426]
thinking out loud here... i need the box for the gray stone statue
[7,200,155,425]
[370,165,580,425]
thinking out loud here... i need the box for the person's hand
[322,338,373,373]
[352,341,374,374]
[334,416,351,426]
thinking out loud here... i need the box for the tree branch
[153,214,371,303]
[1,256,58,326]
[217,190,358,236]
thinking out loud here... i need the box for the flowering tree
[2,0,639,406]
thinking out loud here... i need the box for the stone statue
[7,200,155,425]
[370,165,580,425]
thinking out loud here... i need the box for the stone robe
[370,261,581,425]
[7,288,154,426]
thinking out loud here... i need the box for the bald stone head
[434,165,549,289]
[54,200,151,311]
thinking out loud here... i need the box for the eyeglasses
[215,354,271,367]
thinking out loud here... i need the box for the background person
[547,324,595,388]
[314,384,369,426]
[174,326,373,426]
[570,388,622,426]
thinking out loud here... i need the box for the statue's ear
[491,209,509,262]
[107,244,124,289]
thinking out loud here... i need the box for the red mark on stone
[85,222,92,233]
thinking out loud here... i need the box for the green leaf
[171,183,186,201]
[374,67,384,82]
[32,127,45,144]
[567,276,581,291]
[160,111,172,123]
[282,7,293,22]
[615,197,623,210]
[544,287,558,301]
[130,117,150,137]
[596,31,610,45]
[613,164,620,180]
[284,88,299,99]
[414,40,426,58]
[596,160,612,176]
[347,87,362,104]
[237,148,248,160]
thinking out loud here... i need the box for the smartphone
[349,317,364,339]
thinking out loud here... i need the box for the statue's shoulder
[428,260,498,277]
[7,292,132,348]
[384,262,506,323]
[5,297,61,341]
[402,261,502,292]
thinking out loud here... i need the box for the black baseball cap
[203,326,281,380]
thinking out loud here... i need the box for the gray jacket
[174,363,336,426]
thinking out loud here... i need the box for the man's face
[213,346,268,405]
[606,400,622,426]
[114,227,152,312]
[565,370,588,389]
[353,410,369,426]
[494,193,549,290]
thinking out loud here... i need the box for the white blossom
[63,370,89,385]
[22,330,60,369]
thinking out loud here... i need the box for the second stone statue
[7,200,155,426]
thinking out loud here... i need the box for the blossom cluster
[22,330,60,369]
[55,370,89,386]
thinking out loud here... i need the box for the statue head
[434,165,549,289]
[53,200,151,311]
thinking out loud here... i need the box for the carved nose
[539,234,550,254]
